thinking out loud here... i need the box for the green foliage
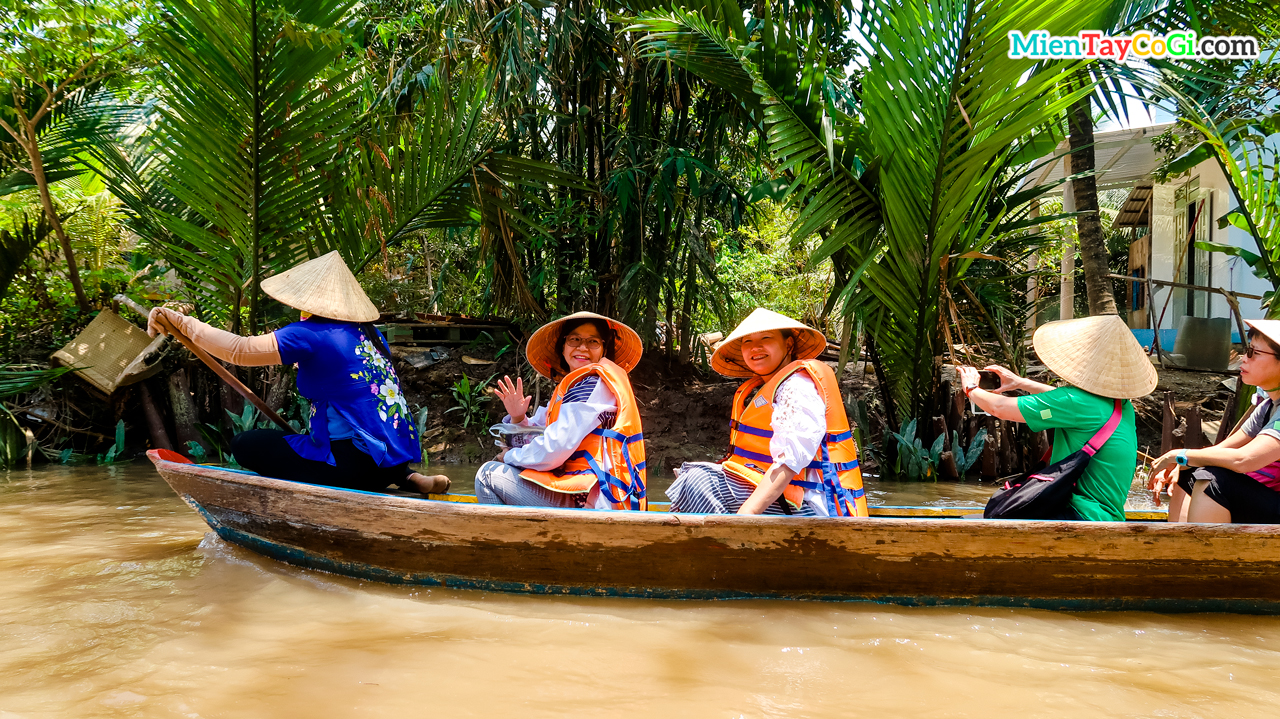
[713,201,834,330]
[445,373,495,429]
[227,404,269,435]
[0,213,48,300]
[197,423,231,465]
[91,0,585,334]
[890,420,944,481]
[1179,115,1280,315]
[0,363,71,398]
[632,0,1096,419]
[0,413,27,468]
[95,419,127,465]
[845,394,878,470]
[954,428,989,476]
[889,420,987,481]
[127,0,363,333]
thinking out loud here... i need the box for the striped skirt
[665,462,819,516]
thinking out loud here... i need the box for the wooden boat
[148,450,1280,613]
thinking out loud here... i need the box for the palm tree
[632,0,1093,418]
[1057,0,1273,317]
[98,0,579,333]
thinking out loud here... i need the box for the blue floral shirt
[275,317,420,467]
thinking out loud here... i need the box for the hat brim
[1244,319,1280,353]
[525,312,643,379]
[1032,315,1158,399]
[711,309,828,378]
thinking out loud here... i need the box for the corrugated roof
[1113,183,1153,228]
[1021,123,1174,195]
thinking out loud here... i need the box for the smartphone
[978,370,1001,390]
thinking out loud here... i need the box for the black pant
[1177,465,1280,524]
[231,429,411,493]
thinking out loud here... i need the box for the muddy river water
[2,462,1277,717]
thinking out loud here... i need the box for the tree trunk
[168,369,206,456]
[139,381,174,451]
[677,245,697,364]
[1066,93,1117,316]
[22,123,91,312]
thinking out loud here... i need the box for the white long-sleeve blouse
[503,375,618,509]
[763,373,831,515]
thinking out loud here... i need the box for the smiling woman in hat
[475,311,648,510]
[667,308,868,517]
[146,251,448,495]
[1148,319,1280,524]
[957,314,1157,521]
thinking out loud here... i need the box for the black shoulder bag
[983,400,1123,520]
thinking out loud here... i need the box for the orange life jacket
[519,358,647,510]
[723,359,868,517]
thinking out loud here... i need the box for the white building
[1029,122,1268,349]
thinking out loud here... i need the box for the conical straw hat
[1244,319,1280,351]
[525,311,643,379]
[260,250,379,322]
[711,308,828,378]
[1032,314,1157,399]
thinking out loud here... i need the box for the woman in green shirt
[957,315,1158,521]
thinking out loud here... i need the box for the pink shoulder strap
[1082,400,1124,456]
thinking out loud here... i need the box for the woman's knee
[677,466,721,493]
[475,461,515,503]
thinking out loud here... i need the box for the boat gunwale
[153,458,1280,543]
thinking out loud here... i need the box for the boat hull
[150,453,1280,612]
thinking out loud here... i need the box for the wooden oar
[114,295,294,434]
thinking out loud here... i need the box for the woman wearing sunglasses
[474,312,648,510]
[1149,319,1280,523]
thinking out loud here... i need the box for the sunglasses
[1245,345,1279,359]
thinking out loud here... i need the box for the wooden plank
[981,416,998,477]
[1106,273,1264,301]
[384,322,516,331]
[1184,405,1204,450]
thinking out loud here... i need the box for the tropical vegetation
[0,0,1277,470]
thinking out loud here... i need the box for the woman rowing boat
[475,312,648,510]
[146,251,448,495]
[667,308,868,516]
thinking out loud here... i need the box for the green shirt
[1016,386,1136,521]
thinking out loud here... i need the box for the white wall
[1148,160,1270,328]
[1209,162,1270,321]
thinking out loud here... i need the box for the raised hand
[492,375,532,423]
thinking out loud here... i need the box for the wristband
[1175,451,1189,467]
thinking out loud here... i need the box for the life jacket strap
[731,421,853,444]
[729,446,859,473]
[570,427,648,510]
